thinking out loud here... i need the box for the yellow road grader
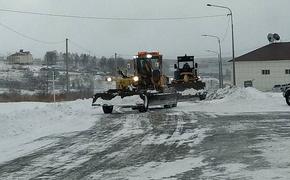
[171,55,207,101]
[92,52,178,114]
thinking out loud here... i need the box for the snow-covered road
[0,88,290,179]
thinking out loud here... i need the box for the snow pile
[207,87,268,101]
[224,87,269,100]
[206,86,236,100]
[177,87,288,114]
[0,100,100,163]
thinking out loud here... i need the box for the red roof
[230,42,290,62]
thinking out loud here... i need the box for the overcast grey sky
[0,0,289,59]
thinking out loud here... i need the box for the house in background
[7,49,33,65]
[231,42,290,91]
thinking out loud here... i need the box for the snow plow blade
[171,81,206,92]
[92,89,178,114]
[169,77,207,102]
[177,92,207,102]
[176,89,207,102]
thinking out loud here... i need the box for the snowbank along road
[0,87,290,179]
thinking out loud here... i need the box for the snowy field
[0,87,289,179]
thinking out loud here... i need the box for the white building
[7,50,33,65]
[232,42,290,91]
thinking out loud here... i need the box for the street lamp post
[205,49,223,89]
[207,4,236,86]
[202,35,223,88]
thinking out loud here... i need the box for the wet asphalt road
[0,109,290,179]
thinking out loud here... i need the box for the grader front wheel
[138,94,149,113]
[102,105,113,114]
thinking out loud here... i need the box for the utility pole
[52,70,56,102]
[206,50,221,88]
[207,4,236,86]
[218,38,223,88]
[114,53,117,76]
[46,54,49,94]
[66,38,69,93]
[202,34,223,88]
[230,12,236,86]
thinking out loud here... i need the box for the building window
[262,70,270,75]
[286,69,290,74]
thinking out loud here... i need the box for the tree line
[44,51,128,74]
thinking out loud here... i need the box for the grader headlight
[133,76,139,82]
[146,54,152,58]
[106,77,112,82]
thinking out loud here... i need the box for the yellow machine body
[172,72,198,84]
[116,78,135,90]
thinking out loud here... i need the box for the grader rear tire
[164,104,171,108]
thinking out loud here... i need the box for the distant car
[272,83,290,92]
[281,84,290,106]
[272,84,282,92]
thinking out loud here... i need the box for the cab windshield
[136,58,160,74]
[150,58,160,70]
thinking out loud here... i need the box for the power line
[69,39,105,57]
[69,40,92,54]
[0,21,64,44]
[221,16,231,42]
[0,8,227,21]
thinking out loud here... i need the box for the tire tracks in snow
[0,110,206,179]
